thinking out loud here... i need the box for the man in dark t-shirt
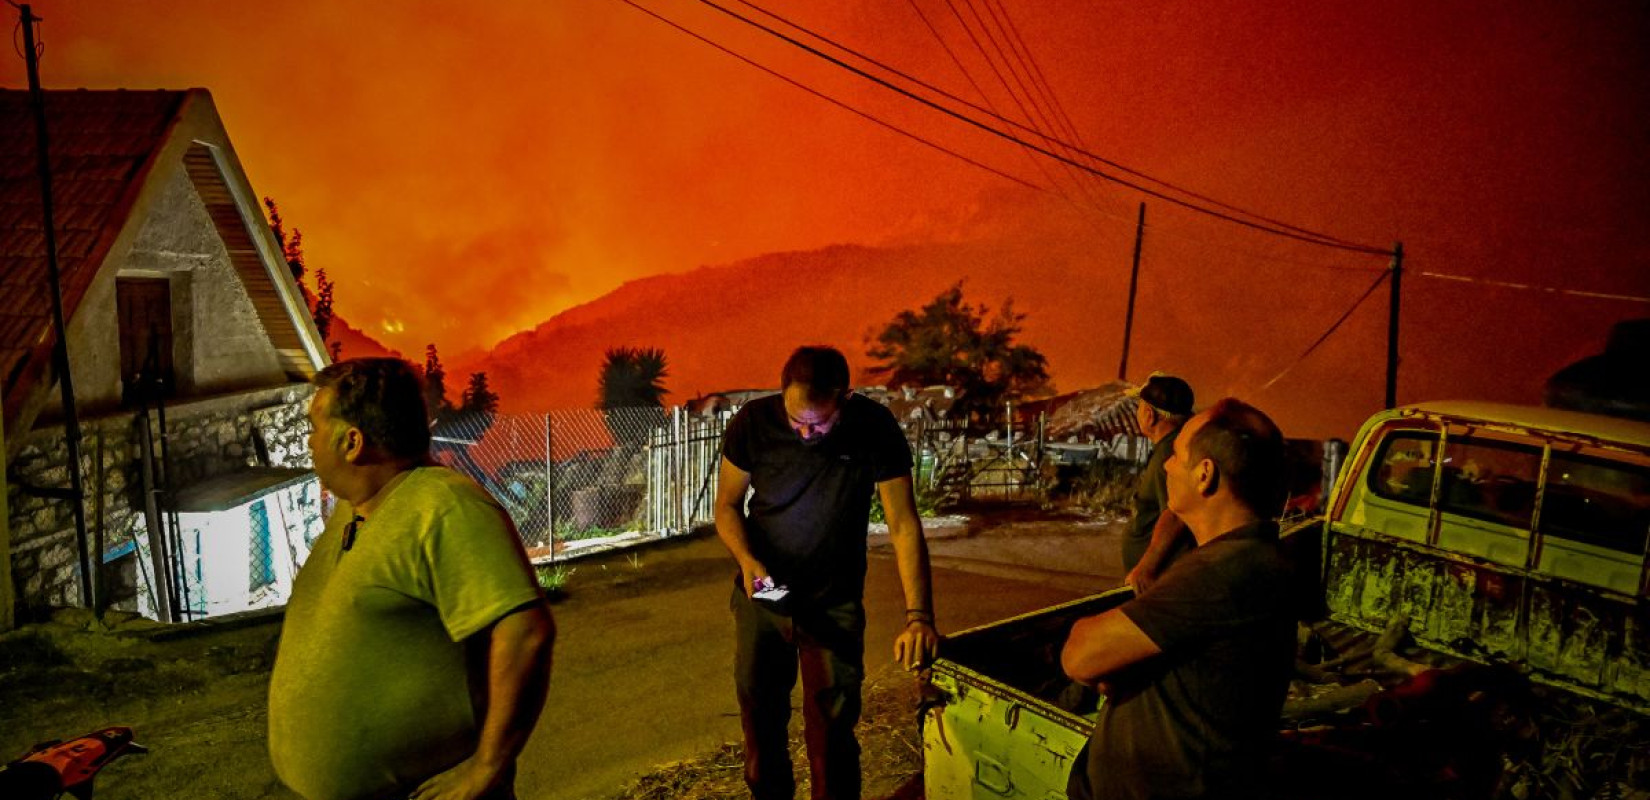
[1062,398,1296,800]
[1122,373,1195,593]
[715,346,939,800]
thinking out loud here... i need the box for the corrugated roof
[0,89,185,409]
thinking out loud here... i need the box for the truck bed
[924,589,1128,800]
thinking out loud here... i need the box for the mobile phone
[752,576,790,602]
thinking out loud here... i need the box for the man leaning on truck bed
[1060,398,1297,800]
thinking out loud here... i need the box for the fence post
[544,412,555,562]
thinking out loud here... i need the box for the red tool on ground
[0,727,146,800]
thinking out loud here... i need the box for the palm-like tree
[598,347,669,448]
[597,347,669,409]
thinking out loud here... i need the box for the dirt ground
[0,504,1119,800]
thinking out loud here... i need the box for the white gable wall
[66,164,287,416]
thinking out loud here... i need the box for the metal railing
[646,407,728,534]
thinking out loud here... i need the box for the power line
[749,0,1312,239]
[970,0,1119,215]
[704,0,1387,254]
[629,0,1398,275]
[986,0,1093,167]
[906,0,1107,215]
[620,0,1040,192]
[1418,271,1650,304]
[1260,270,1391,392]
[945,0,1096,204]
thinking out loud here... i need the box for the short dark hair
[780,346,850,404]
[1187,398,1287,518]
[313,358,431,461]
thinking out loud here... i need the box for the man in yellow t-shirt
[269,358,554,800]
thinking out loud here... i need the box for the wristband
[905,608,934,623]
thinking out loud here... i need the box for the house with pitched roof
[1,89,328,627]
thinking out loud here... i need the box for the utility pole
[21,4,94,609]
[1385,241,1404,409]
[1118,202,1146,381]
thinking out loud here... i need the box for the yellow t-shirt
[268,467,542,800]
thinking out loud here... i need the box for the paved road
[517,517,1116,800]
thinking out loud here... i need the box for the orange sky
[3,0,1647,436]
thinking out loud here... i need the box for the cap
[1128,372,1194,416]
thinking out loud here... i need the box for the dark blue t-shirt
[721,393,912,603]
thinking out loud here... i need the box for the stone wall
[6,383,313,618]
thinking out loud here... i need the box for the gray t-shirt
[1073,521,1295,800]
[268,467,542,800]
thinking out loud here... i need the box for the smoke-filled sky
[4,0,1647,434]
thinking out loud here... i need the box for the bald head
[1182,398,1288,519]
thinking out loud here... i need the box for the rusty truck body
[922,401,1650,799]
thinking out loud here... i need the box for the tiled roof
[0,89,185,408]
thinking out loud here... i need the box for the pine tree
[423,344,455,421]
[460,372,501,416]
[264,197,342,355]
[313,268,335,343]
[262,197,307,291]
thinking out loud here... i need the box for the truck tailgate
[924,589,1132,800]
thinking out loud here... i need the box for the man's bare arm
[714,457,767,597]
[880,474,938,670]
[1060,607,1161,687]
[1125,510,1187,593]
[412,603,555,799]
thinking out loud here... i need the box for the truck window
[1437,436,1542,529]
[1541,452,1650,557]
[1369,431,1437,508]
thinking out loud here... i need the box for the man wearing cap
[1122,373,1194,593]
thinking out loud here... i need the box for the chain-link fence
[427,398,1154,561]
[430,407,670,559]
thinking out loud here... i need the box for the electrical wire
[1145,215,1393,274]
[620,0,1040,191]
[969,0,1118,215]
[986,0,1092,167]
[946,0,1095,204]
[1417,271,1650,305]
[713,0,1384,253]
[1259,270,1391,392]
[902,0,1110,219]
[632,0,1391,270]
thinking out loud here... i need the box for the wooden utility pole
[1385,242,1404,409]
[1118,202,1146,381]
[22,4,94,608]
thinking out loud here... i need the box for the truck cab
[1324,401,1650,709]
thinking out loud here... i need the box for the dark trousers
[732,585,866,800]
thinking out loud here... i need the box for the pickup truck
[922,401,1650,799]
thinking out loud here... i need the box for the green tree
[597,347,669,409]
[597,347,669,448]
[460,372,501,416]
[312,267,335,343]
[423,343,456,422]
[866,282,1051,423]
[263,197,306,289]
[264,197,339,354]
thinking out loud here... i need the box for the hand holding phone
[752,575,790,602]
